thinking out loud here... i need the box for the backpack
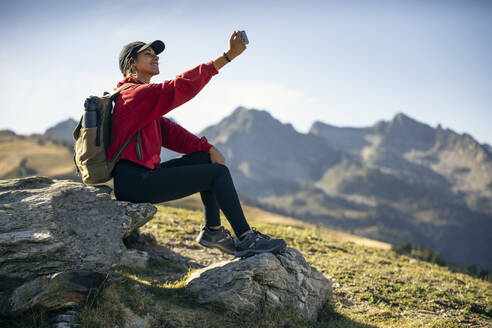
[72,82,139,185]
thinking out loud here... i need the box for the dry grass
[0,136,74,178]
[72,203,492,327]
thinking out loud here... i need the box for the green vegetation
[393,242,492,282]
[1,204,491,327]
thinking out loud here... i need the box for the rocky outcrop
[0,175,333,323]
[0,176,156,313]
[184,247,333,321]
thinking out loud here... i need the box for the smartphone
[240,30,249,45]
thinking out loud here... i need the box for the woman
[108,30,286,258]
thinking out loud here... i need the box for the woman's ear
[129,58,137,73]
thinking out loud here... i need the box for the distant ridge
[197,107,492,270]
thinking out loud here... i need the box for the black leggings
[113,151,251,238]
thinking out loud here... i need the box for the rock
[184,247,333,321]
[0,176,157,313]
[50,308,82,328]
[119,249,149,269]
[9,271,109,312]
[53,323,72,328]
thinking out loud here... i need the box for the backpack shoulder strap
[109,130,140,165]
[100,82,140,164]
[104,82,138,99]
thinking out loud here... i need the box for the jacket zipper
[136,130,143,160]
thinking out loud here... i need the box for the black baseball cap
[119,40,165,75]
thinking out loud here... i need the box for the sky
[1,0,491,145]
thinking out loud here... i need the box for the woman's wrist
[225,50,238,60]
[213,52,231,71]
[212,50,238,71]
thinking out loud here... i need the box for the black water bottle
[83,97,98,128]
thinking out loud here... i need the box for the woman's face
[133,47,159,76]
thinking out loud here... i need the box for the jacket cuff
[198,136,214,152]
[205,60,219,76]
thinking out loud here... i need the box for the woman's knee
[212,162,227,168]
[187,151,212,164]
[212,163,230,176]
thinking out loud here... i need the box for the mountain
[199,106,344,196]
[198,108,492,270]
[311,112,492,209]
[44,118,78,146]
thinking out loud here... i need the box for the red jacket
[107,60,219,170]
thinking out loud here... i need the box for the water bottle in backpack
[83,96,98,128]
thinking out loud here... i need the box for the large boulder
[0,176,156,313]
[184,247,333,321]
[0,175,333,323]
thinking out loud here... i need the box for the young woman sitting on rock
[108,30,286,258]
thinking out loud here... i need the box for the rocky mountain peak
[229,106,275,124]
[392,112,416,125]
[44,117,78,145]
[201,106,296,139]
[44,118,77,134]
[374,112,436,150]
[309,121,336,134]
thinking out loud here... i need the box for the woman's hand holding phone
[227,29,247,59]
[213,29,248,71]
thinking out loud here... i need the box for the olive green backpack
[72,82,143,185]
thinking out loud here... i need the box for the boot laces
[222,227,233,240]
[204,225,233,240]
[251,227,271,240]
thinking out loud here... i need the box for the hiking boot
[195,224,237,255]
[234,227,287,258]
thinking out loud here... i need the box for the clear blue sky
[1,0,491,145]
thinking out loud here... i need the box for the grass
[2,204,491,327]
[74,204,492,327]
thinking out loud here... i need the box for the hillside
[2,203,490,327]
[0,130,77,180]
[163,192,392,250]
[198,107,492,270]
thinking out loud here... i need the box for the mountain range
[2,106,491,270]
[196,107,492,270]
